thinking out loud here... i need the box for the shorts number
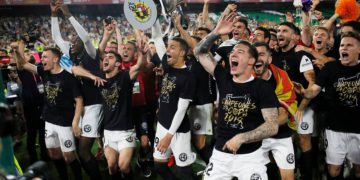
[205,162,213,176]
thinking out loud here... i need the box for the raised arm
[51,1,70,55]
[151,19,166,59]
[223,107,279,154]
[129,35,148,80]
[323,13,339,31]
[114,21,123,55]
[11,41,37,74]
[174,14,197,51]
[99,20,115,56]
[60,4,96,59]
[301,11,312,46]
[200,0,211,28]
[195,13,239,76]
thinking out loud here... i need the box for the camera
[104,16,114,25]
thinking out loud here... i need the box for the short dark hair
[268,28,277,35]
[341,31,360,43]
[279,22,297,33]
[144,33,152,39]
[107,50,122,62]
[43,47,62,60]
[171,37,189,55]
[237,18,248,28]
[237,40,258,61]
[342,21,360,34]
[256,27,271,40]
[197,27,211,34]
[253,42,272,55]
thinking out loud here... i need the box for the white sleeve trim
[69,16,97,59]
[168,98,191,135]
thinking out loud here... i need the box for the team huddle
[6,0,360,180]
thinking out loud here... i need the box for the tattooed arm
[222,107,279,154]
[194,13,240,75]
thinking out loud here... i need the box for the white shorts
[103,129,136,153]
[153,123,196,167]
[188,103,213,135]
[79,104,103,138]
[325,129,360,165]
[297,107,314,134]
[203,148,268,180]
[45,122,75,152]
[262,137,295,169]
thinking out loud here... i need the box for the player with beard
[272,22,316,180]
[294,32,360,180]
[50,2,105,179]
[254,42,297,180]
[195,13,279,180]
[152,19,197,179]
[97,41,147,179]
[13,42,83,180]
[251,27,271,44]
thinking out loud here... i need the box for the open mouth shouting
[254,61,264,69]
[231,59,239,67]
[166,54,173,62]
[340,52,349,61]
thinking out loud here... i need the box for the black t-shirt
[72,50,103,106]
[325,48,340,62]
[100,71,134,131]
[186,56,215,105]
[315,61,360,133]
[265,72,292,139]
[214,65,279,154]
[158,61,196,133]
[18,70,44,107]
[272,46,315,102]
[37,65,82,126]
